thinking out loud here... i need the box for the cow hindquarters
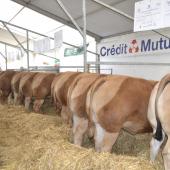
[73,114,88,146]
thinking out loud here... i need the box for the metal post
[26,30,30,71]
[83,0,87,72]
[96,41,100,73]
[5,45,7,70]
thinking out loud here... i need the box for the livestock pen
[0,104,163,170]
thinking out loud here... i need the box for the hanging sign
[33,37,50,53]
[54,30,63,48]
[64,46,84,57]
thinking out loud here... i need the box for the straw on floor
[0,105,163,170]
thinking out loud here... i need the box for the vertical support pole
[96,42,100,73]
[26,30,30,71]
[5,44,7,70]
[83,0,87,72]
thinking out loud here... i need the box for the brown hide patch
[19,72,37,97]
[11,72,27,93]
[32,73,55,99]
[69,73,102,118]
[94,77,155,133]
[0,71,17,96]
[54,72,81,106]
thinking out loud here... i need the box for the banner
[54,30,63,48]
[98,32,170,57]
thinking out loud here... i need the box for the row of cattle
[0,70,169,169]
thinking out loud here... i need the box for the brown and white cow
[68,73,105,145]
[19,72,37,111]
[31,72,56,113]
[52,71,81,124]
[11,71,28,105]
[0,70,17,104]
[148,74,170,170]
[86,75,157,152]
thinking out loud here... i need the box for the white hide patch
[95,123,105,145]
[150,130,165,161]
[73,114,79,134]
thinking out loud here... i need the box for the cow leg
[73,114,88,146]
[61,105,72,126]
[33,99,44,113]
[162,135,170,170]
[13,92,19,105]
[94,123,119,152]
[8,93,13,105]
[25,97,31,111]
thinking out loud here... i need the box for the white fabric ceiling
[11,0,135,40]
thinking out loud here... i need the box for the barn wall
[98,30,170,80]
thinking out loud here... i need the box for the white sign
[134,0,170,31]
[54,30,63,48]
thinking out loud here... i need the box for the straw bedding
[0,105,163,170]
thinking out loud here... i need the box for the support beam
[54,0,83,37]
[91,0,134,21]
[5,45,7,70]
[87,61,170,66]
[75,0,126,21]
[26,30,30,70]
[83,0,87,72]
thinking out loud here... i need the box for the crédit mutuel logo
[100,38,170,57]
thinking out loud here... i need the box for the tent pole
[83,0,87,72]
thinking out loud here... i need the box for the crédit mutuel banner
[98,33,170,57]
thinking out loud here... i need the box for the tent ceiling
[12,0,135,41]
[0,28,26,46]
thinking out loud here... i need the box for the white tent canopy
[11,0,135,41]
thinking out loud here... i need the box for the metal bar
[87,61,170,66]
[54,0,83,37]
[0,19,98,56]
[5,45,7,70]
[26,30,30,70]
[0,40,21,50]
[96,42,100,73]
[83,0,87,72]
[0,51,6,60]
[75,0,126,21]
[2,22,27,53]
[91,0,134,21]
[8,7,25,23]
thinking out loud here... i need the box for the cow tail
[88,76,106,120]
[67,75,81,108]
[154,74,170,141]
